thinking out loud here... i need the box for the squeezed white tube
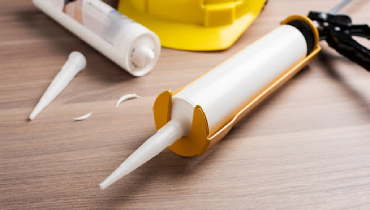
[100,25,308,189]
[33,0,160,76]
[29,52,86,120]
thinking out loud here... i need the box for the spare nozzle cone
[29,52,86,120]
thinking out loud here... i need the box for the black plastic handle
[327,26,370,71]
[308,11,370,71]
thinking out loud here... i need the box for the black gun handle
[327,29,370,71]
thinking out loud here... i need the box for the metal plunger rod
[329,0,352,14]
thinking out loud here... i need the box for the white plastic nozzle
[132,47,155,68]
[29,52,86,120]
[99,117,190,190]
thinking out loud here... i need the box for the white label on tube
[86,0,112,15]
[51,0,134,45]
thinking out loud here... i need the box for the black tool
[308,0,370,71]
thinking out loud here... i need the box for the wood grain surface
[1,0,370,209]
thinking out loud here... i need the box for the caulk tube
[100,20,317,189]
[172,24,307,136]
[33,0,160,76]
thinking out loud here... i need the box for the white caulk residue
[73,111,92,121]
[115,94,140,108]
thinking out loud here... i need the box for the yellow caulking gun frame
[153,15,321,157]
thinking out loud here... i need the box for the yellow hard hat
[118,0,267,51]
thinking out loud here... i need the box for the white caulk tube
[29,52,86,120]
[33,0,160,76]
[100,24,309,189]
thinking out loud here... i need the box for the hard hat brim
[118,1,265,51]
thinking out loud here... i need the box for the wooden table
[1,0,370,209]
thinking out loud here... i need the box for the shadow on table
[97,142,221,208]
[93,57,313,209]
[94,64,312,208]
[317,49,370,117]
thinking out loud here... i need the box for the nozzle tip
[99,182,107,190]
[99,176,118,190]
[69,51,87,71]
[133,47,155,68]
[29,110,38,120]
